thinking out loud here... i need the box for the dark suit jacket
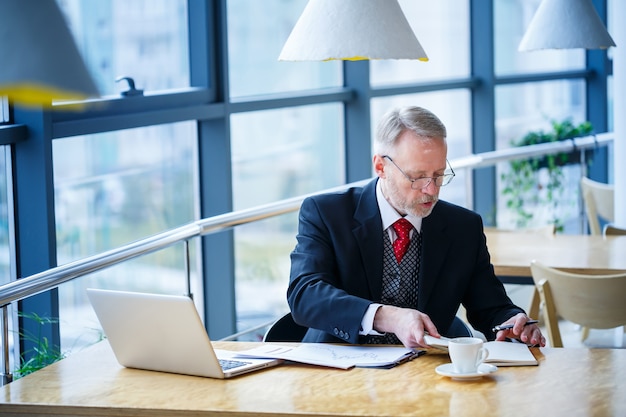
[287,178,523,343]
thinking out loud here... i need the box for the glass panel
[495,80,587,232]
[607,76,614,184]
[496,81,586,142]
[53,122,200,351]
[227,0,342,98]
[370,0,470,86]
[371,91,472,209]
[231,104,345,208]
[0,146,11,285]
[494,0,585,75]
[230,104,344,338]
[608,0,616,63]
[58,0,189,96]
[607,0,615,185]
[0,146,14,375]
[1,97,8,123]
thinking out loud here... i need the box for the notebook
[86,288,282,378]
[424,335,538,366]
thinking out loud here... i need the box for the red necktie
[392,218,413,263]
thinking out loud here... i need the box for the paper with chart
[234,343,420,369]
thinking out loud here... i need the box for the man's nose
[421,179,438,194]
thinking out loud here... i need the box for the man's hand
[373,305,440,348]
[494,313,546,346]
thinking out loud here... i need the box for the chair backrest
[444,316,473,338]
[580,177,614,235]
[604,224,626,236]
[530,261,626,347]
[263,312,308,342]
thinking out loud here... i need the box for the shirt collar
[376,180,422,232]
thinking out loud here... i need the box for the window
[231,105,345,209]
[0,146,11,286]
[371,90,471,208]
[54,124,200,350]
[495,80,587,230]
[371,0,470,85]
[58,0,189,95]
[53,0,196,351]
[227,0,342,97]
[494,0,585,75]
[3,1,611,362]
[230,104,344,336]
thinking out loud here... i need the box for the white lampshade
[519,0,616,51]
[0,0,99,108]
[279,0,428,61]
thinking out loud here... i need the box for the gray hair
[374,106,447,155]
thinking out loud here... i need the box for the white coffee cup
[448,337,489,374]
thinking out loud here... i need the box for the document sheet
[235,344,424,369]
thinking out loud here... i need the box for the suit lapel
[418,206,451,310]
[352,180,384,299]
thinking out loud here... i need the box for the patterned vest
[367,229,421,345]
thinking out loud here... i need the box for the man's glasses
[383,155,455,190]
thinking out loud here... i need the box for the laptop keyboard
[219,358,252,371]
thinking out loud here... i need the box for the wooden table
[485,231,626,284]
[1,341,625,417]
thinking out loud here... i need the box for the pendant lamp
[519,0,615,51]
[279,0,428,61]
[0,0,99,108]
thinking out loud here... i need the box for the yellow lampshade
[0,0,99,108]
[519,0,615,51]
[279,0,428,62]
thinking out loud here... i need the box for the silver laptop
[86,288,282,379]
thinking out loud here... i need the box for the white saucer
[435,363,498,380]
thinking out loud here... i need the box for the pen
[492,320,538,333]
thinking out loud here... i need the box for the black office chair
[263,313,473,342]
[263,312,309,342]
[444,316,473,338]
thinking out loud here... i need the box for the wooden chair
[580,177,614,235]
[530,260,626,347]
[604,224,626,236]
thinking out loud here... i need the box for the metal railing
[0,131,613,384]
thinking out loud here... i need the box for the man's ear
[373,154,386,178]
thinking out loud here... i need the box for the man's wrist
[373,304,407,334]
[359,303,384,335]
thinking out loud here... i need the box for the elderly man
[287,105,545,348]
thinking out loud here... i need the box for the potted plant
[500,119,593,232]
